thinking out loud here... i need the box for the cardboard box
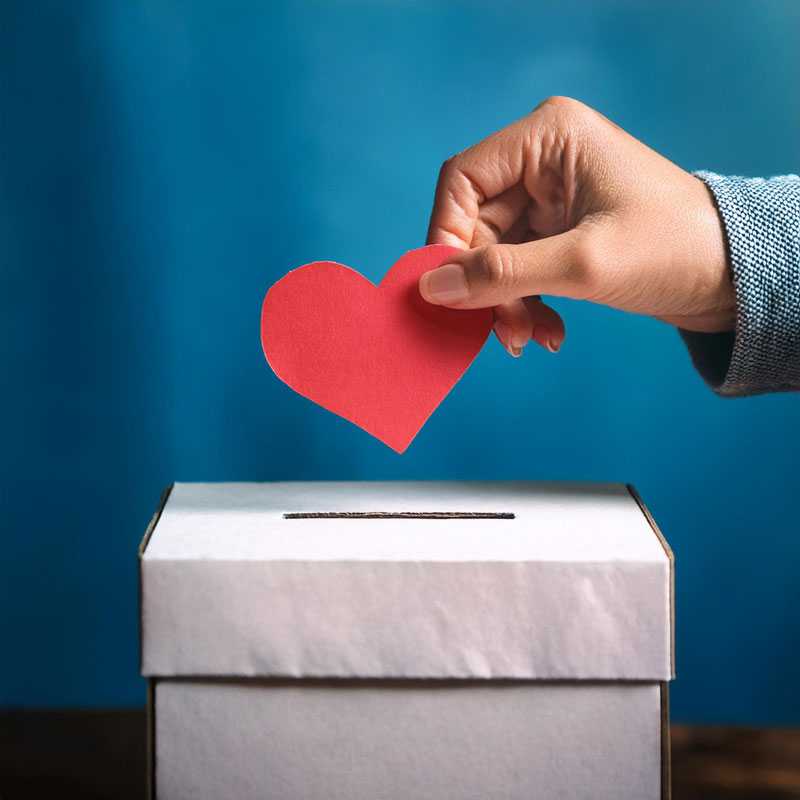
[140,481,674,799]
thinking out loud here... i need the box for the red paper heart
[261,245,492,453]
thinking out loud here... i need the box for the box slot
[283,511,515,520]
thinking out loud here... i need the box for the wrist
[690,175,736,331]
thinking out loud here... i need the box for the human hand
[419,96,734,356]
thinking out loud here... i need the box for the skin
[419,96,735,357]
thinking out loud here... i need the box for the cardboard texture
[154,680,664,800]
[140,481,674,799]
[260,246,492,453]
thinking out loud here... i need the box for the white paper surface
[141,482,672,680]
[155,679,663,800]
[145,481,667,562]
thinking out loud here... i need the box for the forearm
[682,171,800,396]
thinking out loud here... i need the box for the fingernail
[509,335,527,357]
[494,322,522,358]
[511,333,529,351]
[533,326,559,353]
[419,263,469,305]
[494,321,511,347]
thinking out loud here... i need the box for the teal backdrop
[2,1,799,722]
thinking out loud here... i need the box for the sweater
[681,171,800,395]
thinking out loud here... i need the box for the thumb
[419,231,585,309]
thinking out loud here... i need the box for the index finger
[426,116,531,249]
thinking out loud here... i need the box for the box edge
[626,483,675,680]
[139,485,174,679]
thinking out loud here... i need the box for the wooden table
[2,710,800,799]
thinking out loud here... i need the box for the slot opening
[283,512,515,520]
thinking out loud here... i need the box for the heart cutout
[261,245,492,453]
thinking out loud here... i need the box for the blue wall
[2,0,799,722]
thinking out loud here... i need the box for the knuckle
[533,95,588,123]
[479,245,516,290]
[438,156,485,206]
[438,155,459,181]
[536,95,576,112]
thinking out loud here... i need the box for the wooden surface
[2,710,800,799]
[672,725,800,799]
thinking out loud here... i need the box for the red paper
[261,245,492,453]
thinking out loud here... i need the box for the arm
[681,172,800,395]
[418,97,800,397]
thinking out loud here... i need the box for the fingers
[493,300,533,358]
[471,184,530,248]
[493,298,566,357]
[419,231,584,310]
[426,162,479,249]
[523,296,566,352]
[427,118,531,249]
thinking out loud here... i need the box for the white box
[140,481,674,799]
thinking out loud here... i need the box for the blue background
[2,0,799,722]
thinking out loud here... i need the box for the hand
[419,96,734,356]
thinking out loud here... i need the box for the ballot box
[139,481,673,799]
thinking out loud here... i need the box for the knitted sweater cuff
[681,171,800,396]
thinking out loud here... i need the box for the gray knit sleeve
[680,171,800,396]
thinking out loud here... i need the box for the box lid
[140,481,673,681]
